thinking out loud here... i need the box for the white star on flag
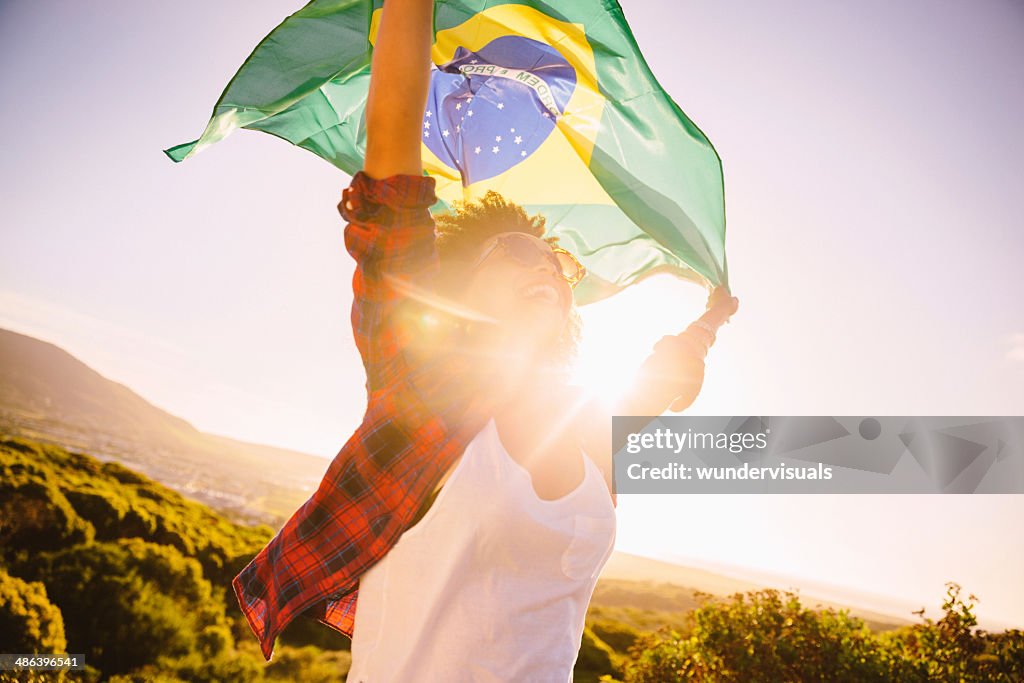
[510,128,515,133]
[514,136,522,144]
[423,121,430,129]
[497,102,505,110]
[423,130,429,138]
[425,111,432,117]
[492,146,500,154]
[455,103,462,110]
[495,135,502,142]
[467,110,474,117]
[474,146,481,154]
[521,151,527,157]
[442,130,450,137]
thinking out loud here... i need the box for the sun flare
[570,275,712,409]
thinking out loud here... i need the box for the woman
[232,0,738,679]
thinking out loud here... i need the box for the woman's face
[461,232,574,350]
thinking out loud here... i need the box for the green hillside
[3,435,1022,682]
[0,435,350,682]
[0,328,328,526]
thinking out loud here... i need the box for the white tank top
[346,416,617,683]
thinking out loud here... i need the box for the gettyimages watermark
[612,416,1024,494]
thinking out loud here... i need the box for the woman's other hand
[623,286,739,415]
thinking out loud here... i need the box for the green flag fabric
[166,0,728,304]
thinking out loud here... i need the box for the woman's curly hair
[434,191,582,366]
[435,190,551,269]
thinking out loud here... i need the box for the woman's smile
[519,280,562,305]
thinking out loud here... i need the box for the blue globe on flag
[423,37,576,185]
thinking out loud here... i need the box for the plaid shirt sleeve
[340,172,440,393]
[231,171,493,661]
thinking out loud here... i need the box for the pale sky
[2,0,1023,627]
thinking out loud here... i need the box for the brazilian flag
[166,0,728,304]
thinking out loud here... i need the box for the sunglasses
[472,233,587,288]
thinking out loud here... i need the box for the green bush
[263,645,352,682]
[0,568,66,653]
[879,583,1024,682]
[620,585,1024,683]
[0,438,357,681]
[622,589,907,682]
[590,618,643,653]
[63,487,130,539]
[279,610,353,651]
[575,626,622,681]
[24,539,233,676]
[0,437,272,587]
[0,473,95,555]
[112,649,267,683]
[101,460,152,486]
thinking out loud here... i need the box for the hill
[0,328,327,525]
[0,434,354,681]
[595,551,911,633]
[3,434,1021,681]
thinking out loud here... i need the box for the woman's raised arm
[363,0,434,179]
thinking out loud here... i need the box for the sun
[569,324,642,411]
[570,274,713,410]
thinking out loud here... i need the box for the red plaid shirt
[232,171,497,661]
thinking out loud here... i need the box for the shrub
[591,618,643,653]
[0,476,94,556]
[575,626,621,681]
[622,589,901,682]
[25,539,233,676]
[879,583,1024,682]
[0,438,271,588]
[63,487,130,540]
[0,568,66,653]
[263,645,352,683]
